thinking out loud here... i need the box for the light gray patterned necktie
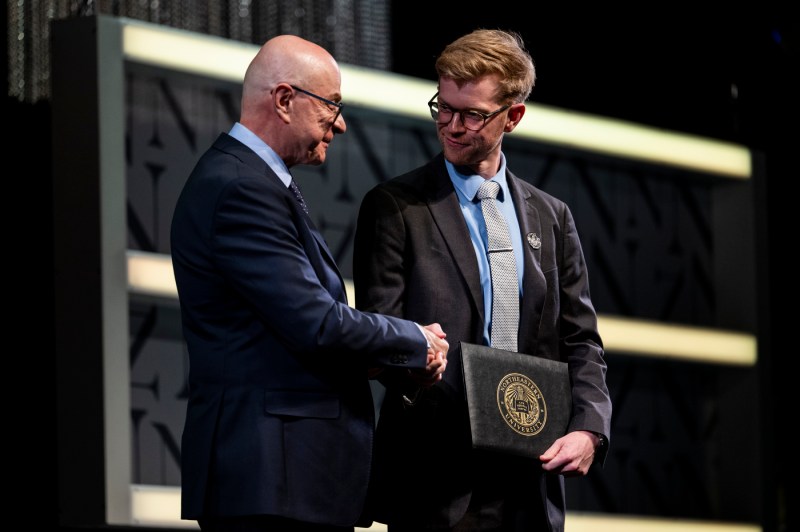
[477,180,519,352]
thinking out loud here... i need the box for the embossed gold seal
[496,372,547,436]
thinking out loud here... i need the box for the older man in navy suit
[170,34,448,532]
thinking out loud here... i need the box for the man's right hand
[416,323,448,386]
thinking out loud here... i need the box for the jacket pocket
[264,390,340,419]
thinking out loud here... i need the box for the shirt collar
[229,122,292,187]
[445,153,510,203]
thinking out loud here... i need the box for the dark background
[5,4,796,531]
[391,6,796,148]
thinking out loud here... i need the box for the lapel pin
[527,232,541,250]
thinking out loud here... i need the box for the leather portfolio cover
[459,342,572,459]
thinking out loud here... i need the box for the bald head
[241,35,341,118]
[238,35,345,167]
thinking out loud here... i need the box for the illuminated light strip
[130,485,760,532]
[130,485,195,529]
[127,250,178,298]
[122,19,254,81]
[127,251,756,366]
[566,512,761,532]
[598,315,757,366]
[121,19,751,179]
[514,106,751,178]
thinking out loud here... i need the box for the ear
[504,103,526,132]
[273,83,294,123]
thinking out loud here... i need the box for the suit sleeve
[211,174,427,369]
[558,204,612,463]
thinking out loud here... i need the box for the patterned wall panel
[125,66,759,523]
[505,139,719,327]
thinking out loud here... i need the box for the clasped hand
[412,323,448,387]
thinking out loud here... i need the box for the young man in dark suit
[354,29,612,532]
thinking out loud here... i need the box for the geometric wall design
[126,68,725,326]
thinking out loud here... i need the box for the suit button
[390,354,409,364]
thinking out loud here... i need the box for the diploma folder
[459,342,572,459]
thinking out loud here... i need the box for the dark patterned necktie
[289,179,309,214]
[476,180,519,352]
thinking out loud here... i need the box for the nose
[445,111,465,131]
[333,112,346,134]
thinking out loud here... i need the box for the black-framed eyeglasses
[427,92,510,131]
[291,85,344,122]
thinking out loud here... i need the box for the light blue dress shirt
[229,122,292,187]
[445,155,524,346]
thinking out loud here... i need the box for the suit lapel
[507,172,546,354]
[307,217,348,302]
[426,156,485,325]
[296,205,347,304]
[218,134,348,304]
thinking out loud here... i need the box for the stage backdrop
[53,15,765,531]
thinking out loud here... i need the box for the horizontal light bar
[130,485,759,532]
[515,106,751,178]
[122,17,255,81]
[598,315,757,366]
[127,251,756,365]
[567,512,760,532]
[121,18,751,179]
[130,485,196,528]
[127,250,178,298]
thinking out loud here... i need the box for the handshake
[367,323,449,390]
[415,322,449,387]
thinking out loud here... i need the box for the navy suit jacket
[171,133,429,526]
[353,153,612,531]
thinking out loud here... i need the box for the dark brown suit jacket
[353,153,612,531]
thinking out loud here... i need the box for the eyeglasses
[291,85,344,122]
[427,92,510,131]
